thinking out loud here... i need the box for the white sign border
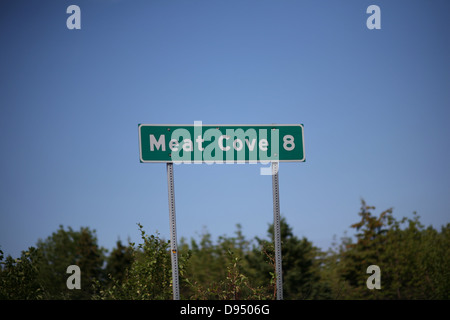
[138,124,305,163]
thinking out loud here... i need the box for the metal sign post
[272,162,283,300]
[166,163,180,300]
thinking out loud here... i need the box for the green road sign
[138,123,305,163]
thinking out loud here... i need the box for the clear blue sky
[1,0,449,258]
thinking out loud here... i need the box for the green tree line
[1,200,449,299]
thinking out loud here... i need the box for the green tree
[104,240,133,285]
[180,224,251,295]
[95,224,189,300]
[247,217,332,299]
[35,225,106,299]
[337,200,391,298]
[381,214,450,299]
[180,225,272,300]
[0,247,43,299]
[335,200,450,299]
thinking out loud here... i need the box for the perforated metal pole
[272,162,283,300]
[166,163,180,300]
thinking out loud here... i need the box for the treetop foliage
[1,200,449,300]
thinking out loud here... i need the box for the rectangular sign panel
[138,124,305,163]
